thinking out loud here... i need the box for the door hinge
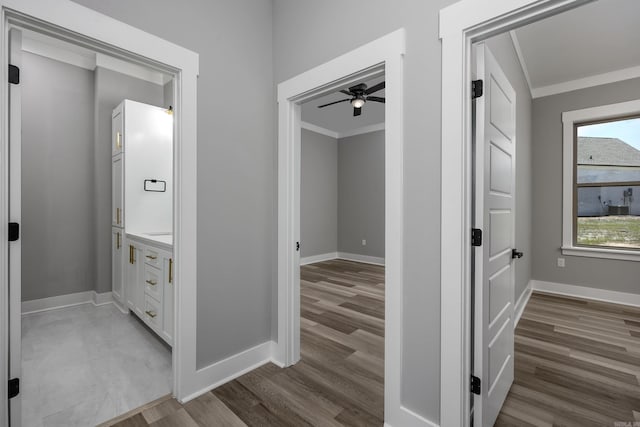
[8,64,19,85]
[471,228,482,247]
[8,378,19,399]
[472,79,483,99]
[471,375,481,395]
[296,242,300,252]
[8,222,19,242]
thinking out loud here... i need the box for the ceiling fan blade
[317,98,350,108]
[348,83,368,93]
[367,96,385,103]
[365,81,385,95]
[339,90,352,96]
[353,107,362,117]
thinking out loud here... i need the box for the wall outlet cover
[557,258,565,268]
[362,239,367,246]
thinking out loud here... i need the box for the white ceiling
[301,75,385,135]
[512,0,640,97]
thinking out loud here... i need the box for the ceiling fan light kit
[317,81,385,116]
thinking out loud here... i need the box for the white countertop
[126,232,173,250]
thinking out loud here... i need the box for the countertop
[126,232,173,251]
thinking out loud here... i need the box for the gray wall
[338,130,385,258]
[532,77,640,292]
[94,67,164,294]
[21,52,95,301]
[274,1,455,420]
[485,35,533,303]
[300,129,337,258]
[72,0,275,369]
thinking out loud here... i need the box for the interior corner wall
[300,129,338,258]
[21,52,96,301]
[532,76,640,293]
[484,34,533,303]
[93,67,164,295]
[338,130,385,258]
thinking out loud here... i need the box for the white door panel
[473,42,517,427]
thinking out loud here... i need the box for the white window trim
[561,99,640,261]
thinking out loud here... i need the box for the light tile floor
[21,303,172,427]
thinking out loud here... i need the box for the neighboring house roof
[577,137,640,167]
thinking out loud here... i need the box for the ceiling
[512,0,640,97]
[301,76,385,135]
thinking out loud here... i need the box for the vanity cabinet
[112,227,125,307]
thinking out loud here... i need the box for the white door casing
[8,27,22,426]
[473,43,516,427]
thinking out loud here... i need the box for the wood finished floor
[495,291,640,427]
[100,259,385,427]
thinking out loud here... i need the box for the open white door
[8,27,22,426]
[473,43,517,427]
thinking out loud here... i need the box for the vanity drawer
[144,247,161,267]
[144,265,163,302]
[143,295,162,331]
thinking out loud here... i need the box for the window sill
[561,245,640,262]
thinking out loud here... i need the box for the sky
[578,117,640,151]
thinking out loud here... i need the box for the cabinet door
[126,242,144,316]
[162,256,174,345]
[112,107,123,156]
[112,154,124,227]
[112,228,124,306]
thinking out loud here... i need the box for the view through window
[576,116,640,249]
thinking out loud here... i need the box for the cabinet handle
[116,208,121,225]
[116,232,121,249]
[146,255,157,260]
[169,258,173,284]
[129,245,135,264]
[116,131,121,149]
[145,310,157,319]
[146,279,157,286]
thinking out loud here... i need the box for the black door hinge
[471,375,481,395]
[8,222,19,242]
[8,378,19,399]
[472,79,483,99]
[471,228,482,247]
[8,64,19,85]
[296,242,300,252]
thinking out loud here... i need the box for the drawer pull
[169,258,173,284]
[145,310,157,319]
[146,280,158,286]
[146,255,158,260]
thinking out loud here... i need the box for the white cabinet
[162,256,174,343]
[112,154,124,227]
[125,239,144,318]
[112,105,123,156]
[112,227,124,307]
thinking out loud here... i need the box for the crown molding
[509,30,534,97]
[300,121,338,139]
[301,121,385,140]
[532,64,640,98]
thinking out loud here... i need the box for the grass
[577,215,640,248]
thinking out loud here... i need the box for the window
[562,100,640,261]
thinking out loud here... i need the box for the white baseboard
[22,290,116,314]
[180,340,274,404]
[514,281,532,325]
[384,406,439,427]
[338,251,385,266]
[531,279,640,307]
[300,252,338,266]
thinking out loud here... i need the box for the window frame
[562,99,640,261]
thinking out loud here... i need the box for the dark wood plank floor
[495,291,640,427]
[100,259,385,427]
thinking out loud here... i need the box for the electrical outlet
[362,239,367,246]
[557,257,565,268]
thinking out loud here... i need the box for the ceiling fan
[317,81,385,116]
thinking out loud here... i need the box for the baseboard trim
[514,281,532,326]
[530,279,640,308]
[338,252,385,266]
[384,406,439,427]
[300,252,339,266]
[180,340,274,404]
[22,290,116,314]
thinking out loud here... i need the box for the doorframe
[0,0,199,423]
[276,29,407,424]
[439,1,593,426]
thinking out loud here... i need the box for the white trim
[92,290,113,306]
[22,33,95,70]
[180,341,274,403]
[96,53,167,86]
[531,279,640,307]
[439,1,593,426]
[22,290,113,314]
[300,122,339,139]
[0,0,200,412]
[508,31,534,97]
[300,252,338,265]
[277,29,405,425]
[514,281,532,325]
[337,251,385,266]
[532,64,640,99]
[338,122,385,139]
[561,99,640,261]
[383,406,440,427]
